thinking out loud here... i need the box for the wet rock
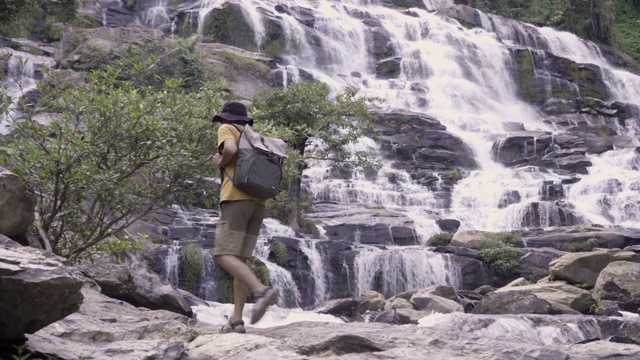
[0,168,37,237]
[593,261,640,313]
[0,236,84,340]
[494,281,592,313]
[376,56,402,79]
[549,249,640,287]
[472,291,578,315]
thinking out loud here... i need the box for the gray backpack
[222,123,287,199]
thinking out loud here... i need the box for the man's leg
[216,255,267,299]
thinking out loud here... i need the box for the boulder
[450,229,489,249]
[549,249,640,287]
[357,291,386,314]
[0,168,37,237]
[517,247,565,281]
[0,236,84,340]
[26,283,195,359]
[81,253,193,316]
[472,291,579,315]
[593,261,640,313]
[314,298,359,319]
[376,56,402,79]
[494,281,593,313]
[410,292,463,314]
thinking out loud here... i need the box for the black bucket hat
[213,101,254,126]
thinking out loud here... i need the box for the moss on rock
[203,4,256,51]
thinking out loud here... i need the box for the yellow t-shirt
[217,123,267,206]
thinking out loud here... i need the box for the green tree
[252,82,380,231]
[1,63,224,262]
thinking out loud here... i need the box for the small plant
[443,169,462,184]
[300,218,320,238]
[561,237,603,252]
[484,232,522,246]
[478,236,521,275]
[12,344,31,360]
[427,233,452,247]
[95,237,143,263]
[590,297,602,315]
[274,242,287,267]
[180,243,204,291]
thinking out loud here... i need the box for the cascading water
[0,50,55,135]
[355,246,460,298]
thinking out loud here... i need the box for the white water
[0,50,55,134]
[418,312,602,346]
[163,241,181,286]
[193,302,344,328]
[354,245,460,297]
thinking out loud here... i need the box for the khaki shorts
[214,200,266,258]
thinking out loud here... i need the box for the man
[211,101,278,333]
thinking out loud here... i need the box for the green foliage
[203,4,256,51]
[274,242,288,267]
[483,231,522,246]
[443,169,462,184]
[590,296,602,314]
[561,237,603,252]
[180,243,204,291]
[427,233,453,246]
[92,237,143,263]
[0,0,77,38]
[106,37,214,92]
[478,233,522,275]
[11,344,31,360]
[252,81,381,229]
[0,1,42,38]
[575,282,590,289]
[1,62,223,262]
[300,218,321,238]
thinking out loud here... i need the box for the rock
[314,298,359,319]
[387,297,413,311]
[410,292,463,313]
[450,229,489,249]
[81,253,193,316]
[472,291,578,315]
[593,261,640,313]
[0,236,84,340]
[357,291,386,314]
[492,131,554,167]
[549,249,640,287]
[494,281,593,313]
[364,19,396,60]
[517,248,565,281]
[0,168,37,237]
[394,307,432,324]
[503,277,531,288]
[26,283,195,359]
[376,56,402,79]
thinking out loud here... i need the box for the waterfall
[354,245,460,298]
[255,218,302,308]
[163,241,181,286]
[298,239,330,304]
[1,50,56,134]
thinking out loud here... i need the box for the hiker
[211,101,278,334]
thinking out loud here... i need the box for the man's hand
[211,153,223,168]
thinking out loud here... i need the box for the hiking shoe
[250,287,278,324]
[220,319,246,334]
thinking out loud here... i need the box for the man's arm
[212,138,237,168]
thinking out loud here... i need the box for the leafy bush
[180,243,204,291]
[483,231,522,246]
[1,62,223,262]
[427,233,453,246]
[478,236,521,275]
[562,237,603,252]
[274,242,287,267]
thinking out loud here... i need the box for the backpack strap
[220,123,246,184]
